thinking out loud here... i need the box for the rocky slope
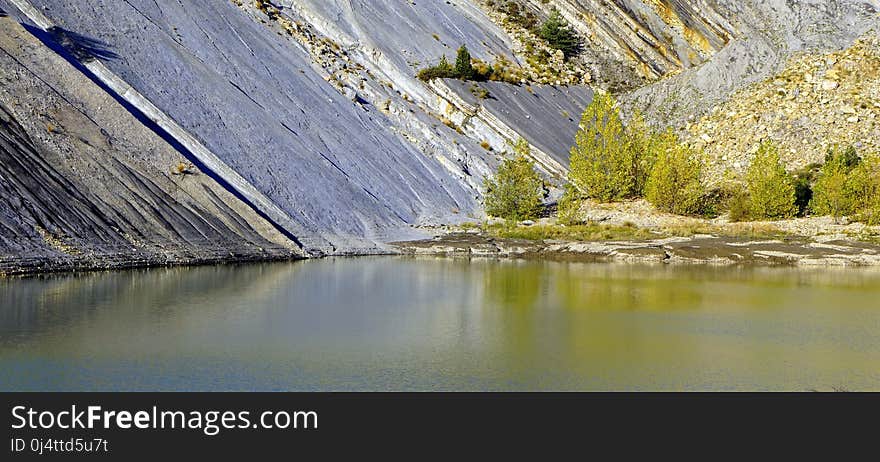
[0,16,300,275]
[475,0,733,91]
[689,30,880,182]
[0,0,601,257]
[13,0,494,254]
[623,0,880,128]
[238,0,593,178]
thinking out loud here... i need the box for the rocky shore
[0,251,300,278]
[396,232,880,267]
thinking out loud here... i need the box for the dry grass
[475,219,793,243]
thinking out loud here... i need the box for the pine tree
[538,9,580,58]
[454,45,475,80]
[437,55,453,73]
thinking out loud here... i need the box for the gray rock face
[284,0,518,70]
[0,17,299,274]
[443,80,593,169]
[266,0,595,181]
[2,0,602,254]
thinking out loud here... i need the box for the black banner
[1,393,876,459]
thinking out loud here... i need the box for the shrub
[499,1,539,29]
[624,111,658,197]
[827,145,860,169]
[537,9,580,58]
[556,184,582,225]
[171,162,196,176]
[727,190,752,222]
[811,148,856,219]
[416,55,455,81]
[645,130,707,216]
[469,83,490,99]
[745,141,798,219]
[418,51,524,83]
[812,149,880,224]
[484,138,544,221]
[850,155,880,225]
[485,56,523,83]
[568,93,638,202]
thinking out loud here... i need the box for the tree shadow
[45,26,119,62]
[20,24,119,63]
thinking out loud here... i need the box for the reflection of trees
[481,260,542,312]
[549,264,712,387]
[480,259,547,379]
[556,264,705,313]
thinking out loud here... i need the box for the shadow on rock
[45,26,119,62]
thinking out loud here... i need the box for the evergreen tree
[538,9,580,58]
[416,54,455,81]
[437,54,453,74]
[455,45,475,80]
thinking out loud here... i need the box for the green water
[1,257,879,391]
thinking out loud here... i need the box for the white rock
[821,80,839,91]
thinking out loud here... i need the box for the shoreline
[394,232,880,267]
[6,229,880,277]
[0,251,303,278]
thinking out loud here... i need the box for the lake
[1,257,879,391]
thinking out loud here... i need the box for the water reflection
[1,258,879,391]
